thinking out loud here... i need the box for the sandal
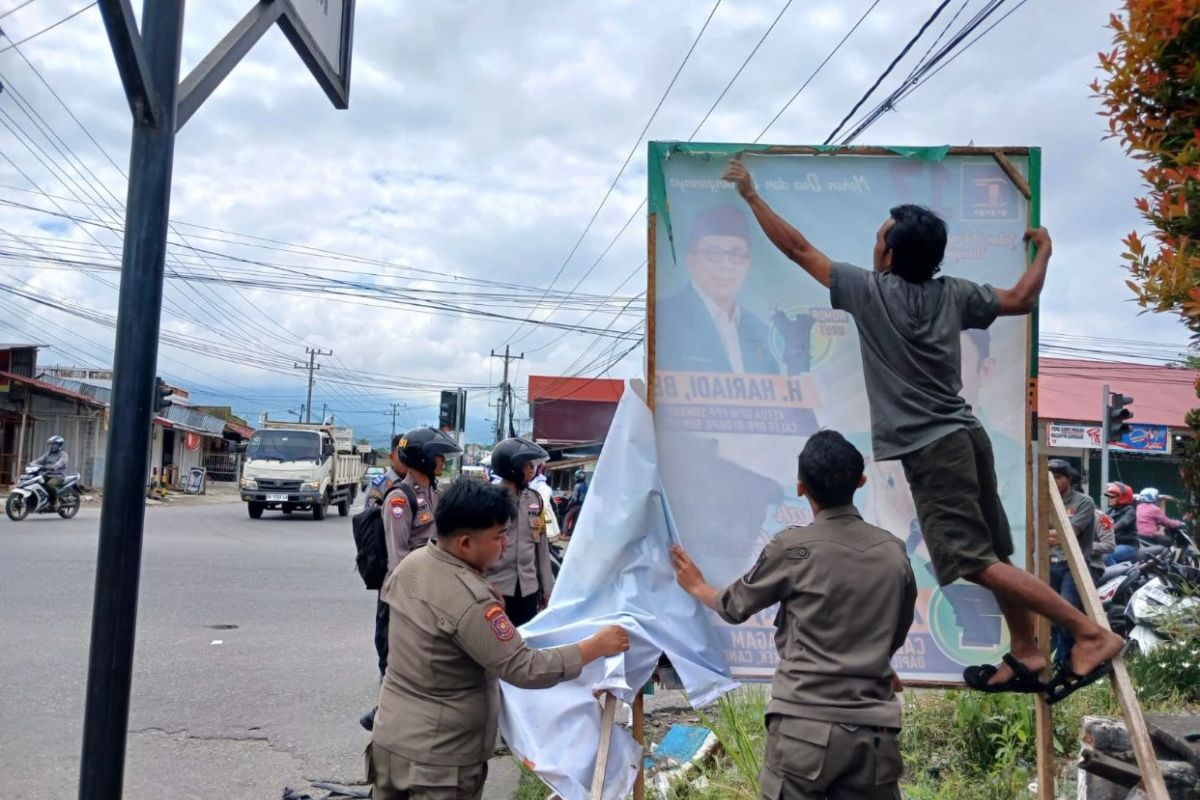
[963,653,1047,693]
[1044,657,1116,705]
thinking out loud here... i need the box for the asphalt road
[0,496,523,799]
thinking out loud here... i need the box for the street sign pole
[81,2,354,797]
[80,3,185,798]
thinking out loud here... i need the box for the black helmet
[48,435,65,451]
[396,427,461,478]
[491,437,548,487]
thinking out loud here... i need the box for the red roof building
[528,376,625,444]
[1038,358,1197,427]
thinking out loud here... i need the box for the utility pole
[490,345,523,444]
[390,402,404,440]
[294,347,331,424]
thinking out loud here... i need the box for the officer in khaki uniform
[370,479,629,799]
[376,428,462,678]
[485,437,556,627]
[365,433,409,510]
[672,431,917,799]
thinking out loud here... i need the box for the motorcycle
[1099,543,1199,654]
[5,464,82,521]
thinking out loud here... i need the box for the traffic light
[1106,391,1134,441]
[153,377,170,414]
[439,389,458,431]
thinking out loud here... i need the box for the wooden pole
[1033,453,1055,799]
[633,691,645,800]
[1047,474,1168,799]
[589,693,618,800]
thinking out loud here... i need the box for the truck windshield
[246,430,320,462]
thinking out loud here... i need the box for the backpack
[352,482,418,590]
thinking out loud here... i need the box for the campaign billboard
[649,143,1037,683]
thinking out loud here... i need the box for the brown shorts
[366,742,487,800]
[758,716,902,799]
[900,427,1013,586]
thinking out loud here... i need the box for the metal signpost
[80,3,354,798]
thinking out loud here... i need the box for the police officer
[671,431,917,798]
[370,479,629,800]
[365,433,409,509]
[363,427,461,732]
[485,437,554,627]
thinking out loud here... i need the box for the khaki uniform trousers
[367,742,488,800]
[758,716,903,800]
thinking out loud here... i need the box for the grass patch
[513,763,550,800]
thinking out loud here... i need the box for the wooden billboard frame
[644,142,1063,791]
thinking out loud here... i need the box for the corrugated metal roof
[1039,358,1197,427]
[528,375,625,403]
[0,371,108,407]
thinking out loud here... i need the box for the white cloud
[0,0,1188,443]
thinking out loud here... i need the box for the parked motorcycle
[5,464,82,521]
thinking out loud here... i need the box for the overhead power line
[823,0,954,144]
[0,1,95,53]
[501,0,724,346]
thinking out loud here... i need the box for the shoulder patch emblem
[389,497,406,519]
[785,545,810,560]
[486,605,515,641]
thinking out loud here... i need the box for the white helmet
[1138,487,1160,504]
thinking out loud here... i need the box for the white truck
[239,422,364,520]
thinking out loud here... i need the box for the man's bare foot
[985,651,1047,686]
[1067,629,1125,676]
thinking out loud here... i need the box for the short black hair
[797,430,865,508]
[435,479,517,537]
[885,204,947,283]
[391,433,404,452]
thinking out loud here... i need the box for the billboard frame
[645,141,1043,692]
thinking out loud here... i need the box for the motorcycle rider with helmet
[1102,482,1139,565]
[1136,487,1184,546]
[562,468,588,538]
[32,435,69,509]
[486,437,555,627]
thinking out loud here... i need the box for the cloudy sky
[0,0,1188,445]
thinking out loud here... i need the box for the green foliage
[1124,596,1200,705]
[696,686,768,800]
[513,763,551,800]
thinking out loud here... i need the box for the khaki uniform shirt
[715,505,917,728]
[380,476,438,599]
[487,486,555,599]
[373,543,583,766]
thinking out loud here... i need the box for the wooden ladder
[1037,461,1168,798]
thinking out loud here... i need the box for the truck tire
[312,492,329,521]
[337,497,350,517]
[247,502,264,519]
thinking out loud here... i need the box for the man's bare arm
[723,159,833,288]
[995,227,1051,316]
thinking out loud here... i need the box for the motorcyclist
[562,469,588,537]
[32,435,69,508]
[1136,487,1183,546]
[1103,482,1139,565]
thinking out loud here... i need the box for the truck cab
[239,422,364,520]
